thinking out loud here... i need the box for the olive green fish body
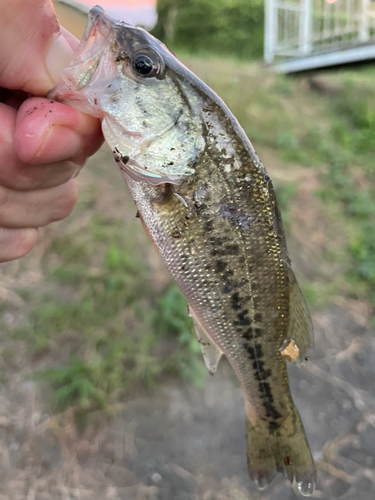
[50,6,316,495]
[125,98,315,490]
[128,116,293,417]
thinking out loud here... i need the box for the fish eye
[132,51,160,78]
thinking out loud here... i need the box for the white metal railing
[264,0,375,63]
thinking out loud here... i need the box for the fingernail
[45,34,74,85]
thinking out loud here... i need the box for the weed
[153,284,207,385]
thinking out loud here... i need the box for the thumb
[0,0,75,95]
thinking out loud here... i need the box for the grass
[274,71,375,310]
[14,203,205,412]
[0,148,206,413]
[1,59,374,414]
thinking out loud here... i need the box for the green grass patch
[14,192,205,413]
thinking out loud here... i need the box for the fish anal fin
[189,308,223,375]
[286,268,314,366]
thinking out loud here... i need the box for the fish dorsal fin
[190,312,223,375]
[283,268,314,366]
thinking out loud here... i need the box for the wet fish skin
[49,6,316,494]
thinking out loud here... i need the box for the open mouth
[48,7,117,101]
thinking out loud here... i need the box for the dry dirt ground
[0,149,374,500]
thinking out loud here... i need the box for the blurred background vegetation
[1,0,374,421]
[151,0,264,59]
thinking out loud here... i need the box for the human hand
[0,0,103,262]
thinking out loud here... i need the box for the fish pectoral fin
[284,268,314,366]
[191,316,223,375]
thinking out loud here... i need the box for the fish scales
[122,101,314,489]
[127,106,292,421]
[49,6,316,495]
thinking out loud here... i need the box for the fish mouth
[48,7,121,112]
[88,5,133,31]
[88,5,114,26]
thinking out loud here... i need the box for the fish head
[49,5,205,185]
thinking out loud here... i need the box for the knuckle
[51,181,78,222]
[14,229,38,258]
[0,186,10,211]
[0,228,38,263]
[0,104,15,144]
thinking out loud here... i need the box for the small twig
[305,362,375,410]
[318,460,355,483]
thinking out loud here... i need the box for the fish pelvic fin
[285,268,314,366]
[245,403,316,496]
[192,317,223,375]
[189,306,223,375]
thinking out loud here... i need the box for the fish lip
[88,5,108,23]
[48,7,118,107]
[86,6,119,38]
[88,5,133,30]
[81,6,113,48]
[49,5,145,103]
[119,159,188,186]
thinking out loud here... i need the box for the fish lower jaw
[47,85,104,118]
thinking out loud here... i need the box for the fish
[49,6,316,495]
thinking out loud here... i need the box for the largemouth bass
[50,6,316,495]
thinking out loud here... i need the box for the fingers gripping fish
[49,6,316,495]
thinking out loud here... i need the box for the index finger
[0,99,103,191]
[15,98,103,165]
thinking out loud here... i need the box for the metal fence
[265,0,375,66]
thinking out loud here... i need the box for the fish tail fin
[245,405,316,495]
